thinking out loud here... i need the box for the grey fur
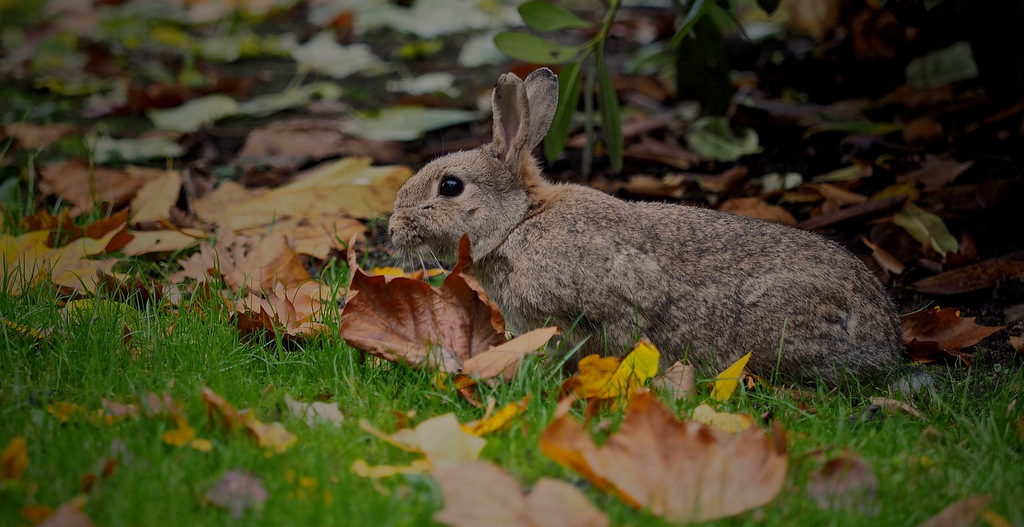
[389,68,904,387]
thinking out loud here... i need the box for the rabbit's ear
[523,67,558,151]
[491,72,529,169]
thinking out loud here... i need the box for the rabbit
[387,67,905,388]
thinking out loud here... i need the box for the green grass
[2,277,1022,527]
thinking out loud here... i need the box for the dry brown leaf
[38,159,164,215]
[719,197,797,226]
[861,236,906,275]
[432,461,609,527]
[913,251,1024,295]
[242,215,366,260]
[539,391,788,522]
[902,307,1004,364]
[340,264,505,373]
[2,122,75,149]
[897,155,973,192]
[654,360,696,399]
[224,232,312,292]
[37,503,95,527]
[194,180,267,224]
[130,169,182,223]
[120,229,203,256]
[461,326,559,381]
[869,397,924,419]
[237,118,348,171]
[219,157,411,231]
[204,469,269,520]
[918,495,991,527]
[806,450,878,513]
[1010,335,1023,354]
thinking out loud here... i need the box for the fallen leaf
[193,180,267,223]
[47,401,87,424]
[897,155,973,192]
[130,169,182,223]
[2,122,74,149]
[120,229,203,256]
[220,157,411,230]
[246,418,298,454]
[1010,335,1023,354]
[685,116,762,162]
[540,391,788,522]
[719,198,796,226]
[91,135,185,163]
[918,495,991,527]
[204,469,269,520]
[566,340,661,403]
[21,504,54,523]
[148,94,241,133]
[869,397,924,419]
[710,352,752,401]
[902,308,1004,364]
[461,327,559,381]
[464,395,531,436]
[654,360,696,399]
[224,232,312,292]
[284,394,344,428]
[861,236,905,275]
[162,416,197,446]
[893,202,959,257]
[38,159,163,215]
[37,503,95,527]
[289,31,384,79]
[357,413,486,475]
[913,251,1024,295]
[806,450,878,513]
[341,106,480,142]
[340,263,505,373]
[1,436,27,480]
[691,403,753,433]
[432,460,609,527]
[190,438,213,452]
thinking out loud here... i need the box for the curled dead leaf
[539,391,788,522]
[902,307,1003,364]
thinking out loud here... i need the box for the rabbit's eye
[438,176,464,197]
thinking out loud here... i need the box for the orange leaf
[340,269,505,373]
[432,461,608,527]
[902,307,1003,364]
[539,391,788,522]
[1,436,28,480]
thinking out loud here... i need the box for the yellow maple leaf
[573,339,661,401]
[1,436,28,481]
[710,352,752,402]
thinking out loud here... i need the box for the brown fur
[388,68,903,386]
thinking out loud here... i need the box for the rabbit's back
[474,184,902,386]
